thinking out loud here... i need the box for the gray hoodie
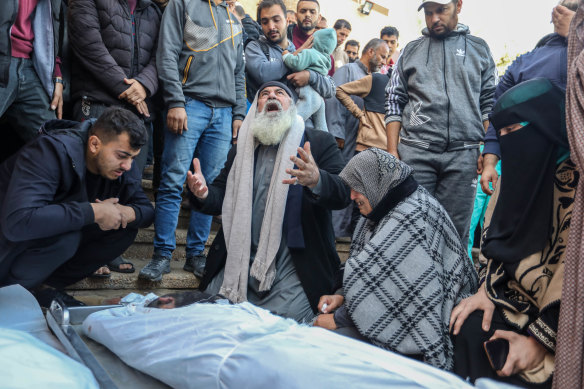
[157,0,246,121]
[385,24,496,152]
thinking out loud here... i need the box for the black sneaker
[34,287,87,309]
[139,255,171,281]
[183,254,206,278]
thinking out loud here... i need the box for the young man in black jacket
[0,107,154,307]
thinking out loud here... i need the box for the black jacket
[68,0,161,106]
[195,129,351,313]
[0,119,153,246]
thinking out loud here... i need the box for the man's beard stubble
[251,101,297,146]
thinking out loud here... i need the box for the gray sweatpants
[398,143,479,248]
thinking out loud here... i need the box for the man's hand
[294,35,314,55]
[313,313,337,330]
[477,154,484,175]
[51,80,64,119]
[318,294,344,313]
[134,100,151,118]
[553,5,576,38]
[91,198,123,231]
[282,50,290,56]
[283,141,320,188]
[450,283,495,335]
[119,78,151,118]
[113,203,136,228]
[360,115,372,129]
[186,158,208,199]
[167,107,188,135]
[480,154,500,195]
[287,70,310,88]
[490,331,548,377]
[119,78,147,104]
[232,119,243,144]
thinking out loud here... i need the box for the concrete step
[123,225,351,263]
[67,257,201,291]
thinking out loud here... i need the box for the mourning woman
[314,147,478,370]
[449,79,577,388]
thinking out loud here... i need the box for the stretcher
[46,298,171,389]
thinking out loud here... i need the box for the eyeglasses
[345,50,358,56]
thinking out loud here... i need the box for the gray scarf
[220,95,304,303]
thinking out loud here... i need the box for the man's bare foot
[92,266,111,277]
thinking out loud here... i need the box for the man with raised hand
[188,81,350,323]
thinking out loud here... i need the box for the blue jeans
[154,97,232,257]
[0,58,55,142]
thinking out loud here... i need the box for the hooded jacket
[68,0,161,107]
[385,24,496,152]
[0,120,154,246]
[0,0,64,97]
[482,33,568,158]
[282,28,337,75]
[157,0,246,121]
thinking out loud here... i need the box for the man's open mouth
[266,101,281,112]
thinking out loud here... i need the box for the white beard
[251,102,297,146]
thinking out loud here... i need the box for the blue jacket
[483,34,568,157]
[0,120,154,246]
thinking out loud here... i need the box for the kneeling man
[0,107,154,307]
[188,81,350,322]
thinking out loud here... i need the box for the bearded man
[187,81,350,322]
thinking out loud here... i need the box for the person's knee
[8,231,82,288]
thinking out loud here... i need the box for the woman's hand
[450,283,495,335]
[318,294,344,313]
[313,313,337,330]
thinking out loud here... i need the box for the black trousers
[0,224,137,289]
[452,310,552,389]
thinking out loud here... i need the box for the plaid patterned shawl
[341,151,478,369]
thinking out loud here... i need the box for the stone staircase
[67,179,351,296]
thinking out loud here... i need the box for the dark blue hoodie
[483,33,568,157]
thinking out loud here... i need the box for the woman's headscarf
[482,78,569,263]
[339,148,416,220]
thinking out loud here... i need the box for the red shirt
[11,0,39,59]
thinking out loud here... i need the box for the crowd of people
[0,0,583,387]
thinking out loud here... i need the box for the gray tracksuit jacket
[157,0,246,121]
[385,24,496,152]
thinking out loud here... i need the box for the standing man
[287,0,334,75]
[379,26,399,73]
[0,0,65,156]
[344,40,360,63]
[246,0,333,126]
[67,0,161,275]
[326,38,389,239]
[332,19,352,70]
[385,0,496,245]
[140,0,246,281]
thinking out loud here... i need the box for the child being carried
[283,28,336,132]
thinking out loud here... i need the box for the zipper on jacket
[129,12,136,77]
[182,55,194,85]
[443,40,451,150]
